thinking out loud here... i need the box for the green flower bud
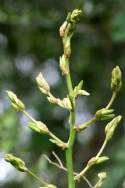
[59,21,67,37]
[111,66,122,92]
[94,172,107,188]
[49,139,67,149]
[105,115,122,141]
[59,55,69,75]
[98,172,107,180]
[61,97,72,110]
[95,108,115,121]
[4,154,27,172]
[6,91,25,111]
[88,156,109,167]
[70,9,82,23]
[47,95,72,111]
[60,9,82,38]
[36,73,50,95]
[47,95,58,104]
[29,121,49,134]
[73,80,90,97]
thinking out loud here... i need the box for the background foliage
[0,0,125,187]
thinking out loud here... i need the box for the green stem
[96,139,107,158]
[23,110,37,124]
[27,169,48,186]
[106,92,117,109]
[65,60,76,188]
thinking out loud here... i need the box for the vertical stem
[65,60,76,188]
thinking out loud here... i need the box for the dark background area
[0,0,125,187]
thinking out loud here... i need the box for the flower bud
[36,73,50,95]
[64,37,72,58]
[59,21,67,37]
[49,139,67,149]
[98,172,107,180]
[105,115,122,141]
[6,91,25,111]
[94,172,107,188]
[4,154,28,172]
[95,108,115,121]
[59,55,69,75]
[60,97,72,110]
[29,121,49,134]
[70,9,82,23]
[47,95,58,104]
[88,156,109,167]
[111,66,122,92]
[47,95,72,111]
[73,80,90,97]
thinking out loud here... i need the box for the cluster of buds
[59,9,82,38]
[73,80,90,98]
[5,154,28,172]
[36,73,50,95]
[111,66,122,93]
[6,91,25,111]
[59,9,82,58]
[95,108,115,121]
[29,121,49,135]
[36,73,72,110]
[105,115,122,141]
[47,94,72,111]
[94,172,107,188]
[87,156,109,167]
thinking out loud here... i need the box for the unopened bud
[94,172,107,188]
[60,97,72,110]
[59,21,67,37]
[47,95,72,111]
[98,172,107,180]
[4,154,27,172]
[49,139,67,149]
[88,156,109,167]
[105,115,122,141]
[64,37,71,58]
[95,108,115,121]
[73,80,90,97]
[59,55,69,75]
[7,91,25,111]
[111,66,122,92]
[77,90,90,96]
[70,9,82,23]
[36,73,50,95]
[47,95,58,104]
[29,121,49,134]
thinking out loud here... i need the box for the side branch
[43,152,93,188]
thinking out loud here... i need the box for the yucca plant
[5,9,122,188]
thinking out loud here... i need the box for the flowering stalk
[5,9,123,188]
[59,9,82,188]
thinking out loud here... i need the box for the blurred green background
[0,0,125,187]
